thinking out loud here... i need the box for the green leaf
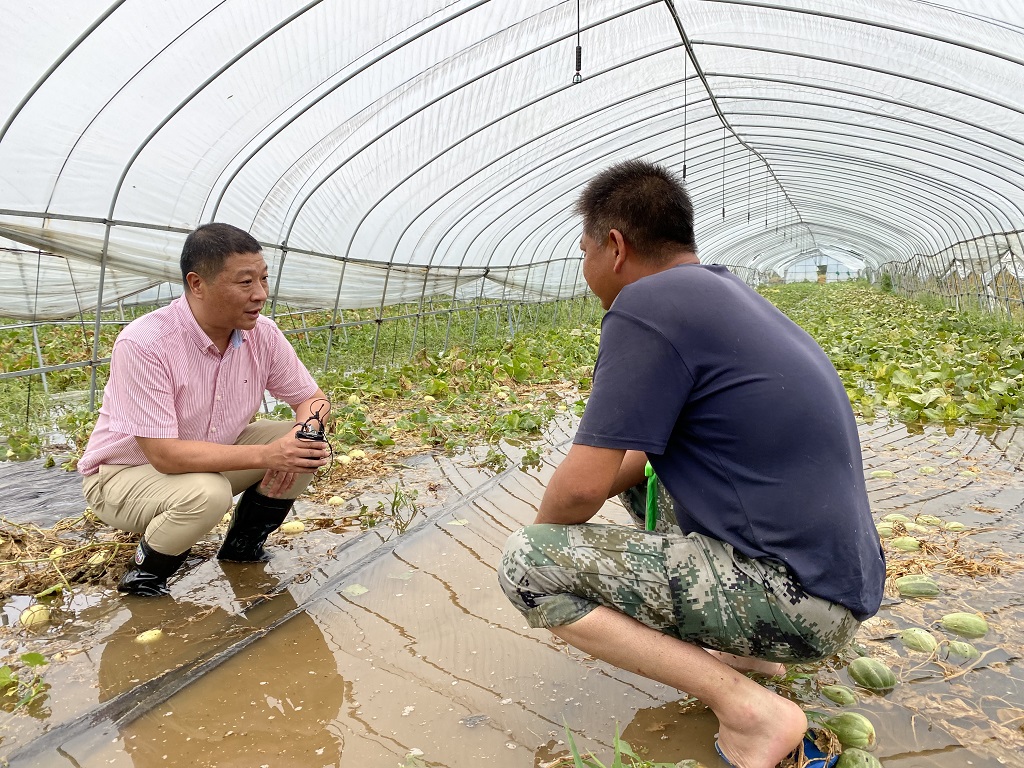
[891,370,915,388]
[563,721,605,768]
[611,729,640,768]
[19,653,47,668]
[905,388,943,407]
[963,401,995,416]
[423,378,449,396]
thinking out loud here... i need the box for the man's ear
[608,229,628,273]
[185,271,204,297]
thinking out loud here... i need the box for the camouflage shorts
[499,482,859,662]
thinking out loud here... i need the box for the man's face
[201,251,269,332]
[580,231,618,310]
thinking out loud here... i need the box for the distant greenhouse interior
[783,254,863,284]
[3,1,1024,425]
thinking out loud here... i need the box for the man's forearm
[533,443,626,525]
[534,476,607,525]
[136,438,270,475]
[608,450,649,497]
[292,389,330,432]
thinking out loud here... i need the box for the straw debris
[881,521,1019,584]
[778,728,841,768]
[0,512,144,599]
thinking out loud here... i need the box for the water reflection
[530,701,721,767]
[97,563,344,767]
[619,700,720,765]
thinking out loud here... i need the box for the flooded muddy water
[3,417,1024,767]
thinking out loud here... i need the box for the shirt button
[211,427,217,433]
[216,395,222,401]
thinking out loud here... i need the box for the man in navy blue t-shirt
[500,159,884,768]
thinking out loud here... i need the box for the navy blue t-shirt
[575,265,885,620]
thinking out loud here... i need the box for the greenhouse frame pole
[31,327,48,396]
[442,267,463,355]
[663,0,813,240]
[87,224,114,410]
[322,256,350,373]
[207,0,494,221]
[697,0,1024,69]
[279,4,671,341]
[753,153,991,250]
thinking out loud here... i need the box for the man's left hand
[259,469,297,498]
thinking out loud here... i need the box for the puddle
[3,418,1024,766]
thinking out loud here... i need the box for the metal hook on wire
[572,0,583,84]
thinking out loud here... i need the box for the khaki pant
[82,420,313,556]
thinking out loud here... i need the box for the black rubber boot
[117,539,190,597]
[216,483,295,562]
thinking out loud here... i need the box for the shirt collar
[173,295,247,353]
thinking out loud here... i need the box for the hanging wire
[746,152,751,223]
[572,0,582,84]
[775,186,780,234]
[721,127,726,220]
[682,52,687,179]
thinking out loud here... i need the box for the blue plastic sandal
[714,732,839,768]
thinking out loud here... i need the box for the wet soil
[2,416,1023,767]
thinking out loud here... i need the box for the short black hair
[180,223,262,286]
[574,159,696,261]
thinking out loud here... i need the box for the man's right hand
[264,428,330,475]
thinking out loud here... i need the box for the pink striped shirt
[78,295,319,476]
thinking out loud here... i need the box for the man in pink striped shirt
[79,223,331,596]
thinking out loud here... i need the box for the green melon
[946,640,981,661]
[942,521,966,532]
[847,657,897,694]
[875,523,895,539]
[916,514,944,527]
[824,712,876,750]
[894,575,940,597]
[836,748,883,767]
[890,536,921,551]
[898,627,938,653]
[881,513,910,523]
[821,684,858,706]
[940,612,988,639]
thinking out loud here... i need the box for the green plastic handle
[644,461,658,531]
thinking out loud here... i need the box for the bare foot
[705,649,786,677]
[714,684,807,768]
